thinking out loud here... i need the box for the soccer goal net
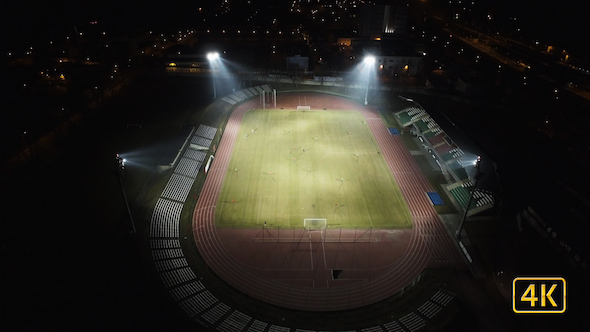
[297,105,311,111]
[304,218,327,231]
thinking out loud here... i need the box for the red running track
[192,93,464,311]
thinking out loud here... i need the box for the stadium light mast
[456,155,482,239]
[207,52,220,98]
[115,153,136,234]
[363,56,375,105]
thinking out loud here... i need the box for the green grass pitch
[215,109,412,229]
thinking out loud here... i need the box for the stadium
[5,1,590,331]
[148,85,491,331]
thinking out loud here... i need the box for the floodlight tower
[207,52,220,98]
[364,56,375,105]
[115,153,136,234]
[456,155,482,239]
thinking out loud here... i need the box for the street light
[207,52,219,98]
[363,56,375,105]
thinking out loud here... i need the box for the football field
[215,109,412,229]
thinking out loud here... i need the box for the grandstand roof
[407,99,498,193]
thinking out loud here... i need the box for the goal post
[304,218,327,231]
[297,105,311,111]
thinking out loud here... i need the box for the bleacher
[226,94,244,104]
[184,148,207,162]
[427,120,439,130]
[149,122,233,328]
[447,180,494,215]
[220,85,273,108]
[448,161,469,182]
[413,119,432,133]
[395,106,426,127]
[150,198,182,238]
[449,184,472,209]
[268,325,290,332]
[221,96,238,105]
[249,320,269,332]
[191,136,213,149]
[396,112,412,126]
[179,290,219,317]
[423,129,440,138]
[383,321,406,332]
[217,311,252,332]
[441,148,464,163]
[175,158,202,178]
[162,174,194,202]
[383,321,405,332]
[431,290,454,306]
[154,257,190,272]
[242,89,254,98]
[169,280,206,301]
[426,132,446,147]
[434,142,456,155]
[196,125,217,140]
[159,267,199,288]
[203,302,231,325]
[394,101,496,218]
[399,312,425,332]
[233,90,249,102]
[247,87,260,96]
[474,189,494,208]
[150,238,181,249]
[417,300,442,319]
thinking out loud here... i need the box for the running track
[192,93,464,311]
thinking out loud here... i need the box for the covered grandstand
[395,104,495,217]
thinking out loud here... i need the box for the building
[374,54,421,76]
[359,1,409,40]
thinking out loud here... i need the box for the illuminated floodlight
[363,56,375,105]
[473,155,481,165]
[115,153,125,171]
[206,52,220,98]
[472,155,482,170]
[207,52,219,61]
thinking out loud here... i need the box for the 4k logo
[513,277,566,313]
